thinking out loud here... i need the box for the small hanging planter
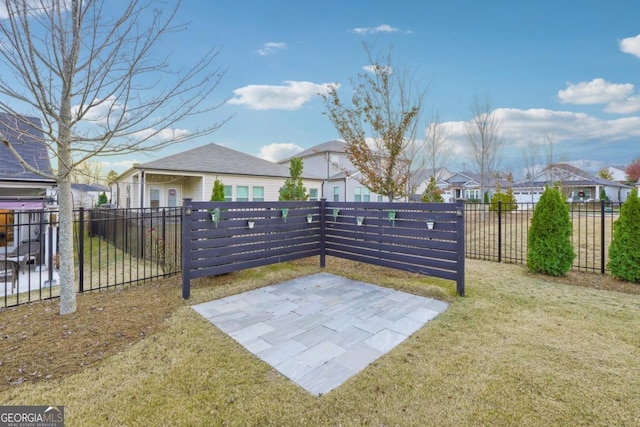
[307,213,313,223]
[356,216,364,226]
[388,210,396,227]
[426,219,435,230]
[248,219,255,229]
[281,208,289,222]
[332,208,340,222]
[210,208,220,228]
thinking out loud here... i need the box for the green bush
[420,176,444,202]
[489,187,517,213]
[607,188,640,283]
[97,192,108,206]
[210,177,225,202]
[527,186,575,276]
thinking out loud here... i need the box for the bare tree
[424,109,452,179]
[464,95,502,202]
[322,44,427,201]
[69,161,103,184]
[0,0,229,314]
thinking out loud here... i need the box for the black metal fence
[181,199,466,298]
[465,200,622,273]
[0,199,627,308]
[1,207,181,308]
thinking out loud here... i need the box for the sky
[4,0,640,178]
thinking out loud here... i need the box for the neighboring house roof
[71,183,110,193]
[290,140,347,160]
[0,113,54,183]
[123,143,321,179]
[513,163,631,189]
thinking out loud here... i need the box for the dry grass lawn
[1,257,639,426]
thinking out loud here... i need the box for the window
[149,188,160,208]
[377,195,383,202]
[354,187,362,202]
[363,188,371,202]
[223,186,232,202]
[253,186,264,202]
[309,188,318,201]
[333,186,340,202]
[464,189,480,200]
[237,186,249,202]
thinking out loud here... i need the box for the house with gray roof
[0,113,55,209]
[0,113,56,251]
[512,163,632,203]
[112,143,324,208]
[279,140,395,202]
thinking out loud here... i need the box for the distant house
[512,163,632,203]
[602,166,627,183]
[112,143,324,208]
[408,168,453,201]
[70,183,111,209]
[281,140,405,202]
[440,171,512,202]
[0,113,55,249]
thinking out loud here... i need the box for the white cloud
[72,95,126,125]
[258,143,303,162]
[557,78,640,114]
[362,64,393,75]
[228,81,337,110]
[351,24,410,35]
[620,34,640,58]
[258,42,286,56]
[131,127,190,141]
[557,78,634,105]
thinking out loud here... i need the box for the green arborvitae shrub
[527,186,575,276]
[97,192,108,206]
[420,176,444,202]
[607,188,640,283]
[279,157,308,201]
[210,177,225,202]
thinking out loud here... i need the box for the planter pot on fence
[356,216,364,226]
[426,220,435,230]
[248,220,255,229]
[307,214,313,223]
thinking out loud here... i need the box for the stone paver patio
[192,272,448,395]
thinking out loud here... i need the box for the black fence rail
[181,199,465,298]
[465,200,622,273]
[1,207,182,308]
[82,207,182,291]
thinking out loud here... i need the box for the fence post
[601,199,606,274]
[498,201,502,263]
[455,199,466,297]
[319,198,326,268]
[78,207,84,293]
[181,198,193,299]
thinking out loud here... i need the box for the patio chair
[0,241,41,273]
[0,259,18,292]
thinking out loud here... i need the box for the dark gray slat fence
[181,199,322,297]
[181,199,465,299]
[324,201,465,295]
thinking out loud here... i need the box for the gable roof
[129,143,320,179]
[515,163,631,189]
[0,113,54,182]
[71,183,110,193]
[289,140,347,160]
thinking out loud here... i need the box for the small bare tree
[322,44,427,201]
[424,109,452,179]
[0,0,229,314]
[464,95,502,203]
